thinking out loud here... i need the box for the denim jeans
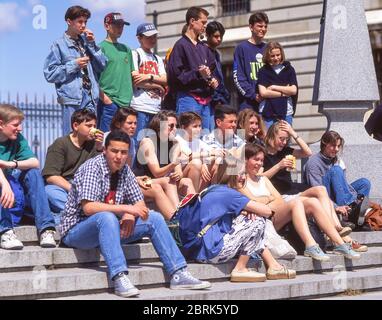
[322,165,371,206]
[263,115,293,129]
[62,210,187,280]
[176,92,214,132]
[134,111,156,143]
[0,169,56,234]
[45,184,69,225]
[63,89,97,135]
[97,101,119,132]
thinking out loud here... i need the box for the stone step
[14,225,382,247]
[44,267,382,300]
[2,247,382,299]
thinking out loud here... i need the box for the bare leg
[152,177,179,208]
[182,159,202,192]
[233,255,251,272]
[178,177,196,196]
[142,184,176,220]
[302,198,344,246]
[301,187,342,231]
[269,198,316,248]
[261,247,283,270]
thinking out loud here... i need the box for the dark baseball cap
[104,12,130,25]
[136,22,158,36]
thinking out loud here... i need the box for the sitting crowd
[0,4,376,299]
[0,103,373,298]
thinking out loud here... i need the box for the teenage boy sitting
[0,104,56,250]
[59,130,211,298]
[42,109,104,224]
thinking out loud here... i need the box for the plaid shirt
[202,130,244,150]
[59,154,144,237]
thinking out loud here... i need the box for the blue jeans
[97,101,120,132]
[0,169,56,234]
[176,92,214,132]
[45,184,69,225]
[63,90,96,135]
[62,210,187,280]
[263,115,293,129]
[322,165,371,206]
[134,111,156,143]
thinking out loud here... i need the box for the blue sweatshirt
[167,35,216,98]
[257,61,298,119]
[233,40,266,110]
[207,46,230,107]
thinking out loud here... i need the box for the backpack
[169,186,221,258]
[365,202,382,231]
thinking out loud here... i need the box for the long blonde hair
[237,109,266,142]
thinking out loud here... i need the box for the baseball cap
[104,12,130,25]
[136,22,158,36]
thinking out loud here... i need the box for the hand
[101,93,113,105]
[76,56,89,69]
[255,94,263,103]
[137,176,152,190]
[336,205,351,217]
[0,179,15,209]
[208,78,219,89]
[198,65,211,80]
[84,29,95,42]
[125,202,149,220]
[278,158,294,170]
[257,166,264,175]
[210,148,226,158]
[201,164,212,182]
[120,213,136,238]
[279,120,295,137]
[169,171,182,182]
[132,73,149,85]
[0,160,13,169]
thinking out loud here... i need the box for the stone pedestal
[312,0,381,198]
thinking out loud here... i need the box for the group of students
[0,5,374,299]
[0,101,372,298]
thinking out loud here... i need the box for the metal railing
[0,93,63,167]
[220,0,250,17]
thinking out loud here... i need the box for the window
[220,0,250,17]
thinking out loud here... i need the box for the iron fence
[0,93,63,167]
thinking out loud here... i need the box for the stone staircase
[0,226,381,300]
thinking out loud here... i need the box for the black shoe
[340,220,356,230]
[354,223,373,232]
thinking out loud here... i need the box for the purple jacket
[167,35,215,98]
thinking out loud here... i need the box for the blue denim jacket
[44,33,107,106]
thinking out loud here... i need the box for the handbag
[365,202,382,231]
[264,219,297,259]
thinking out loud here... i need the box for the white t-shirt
[175,135,211,155]
[130,47,166,114]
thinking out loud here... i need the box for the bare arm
[45,176,72,192]
[140,139,179,178]
[269,84,298,96]
[258,85,284,99]
[279,121,312,159]
[0,158,39,170]
[244,200,272,218]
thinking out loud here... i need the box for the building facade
[145,0,382,143]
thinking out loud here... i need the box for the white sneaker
[40,229,56,248]
[1,230,23,250]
